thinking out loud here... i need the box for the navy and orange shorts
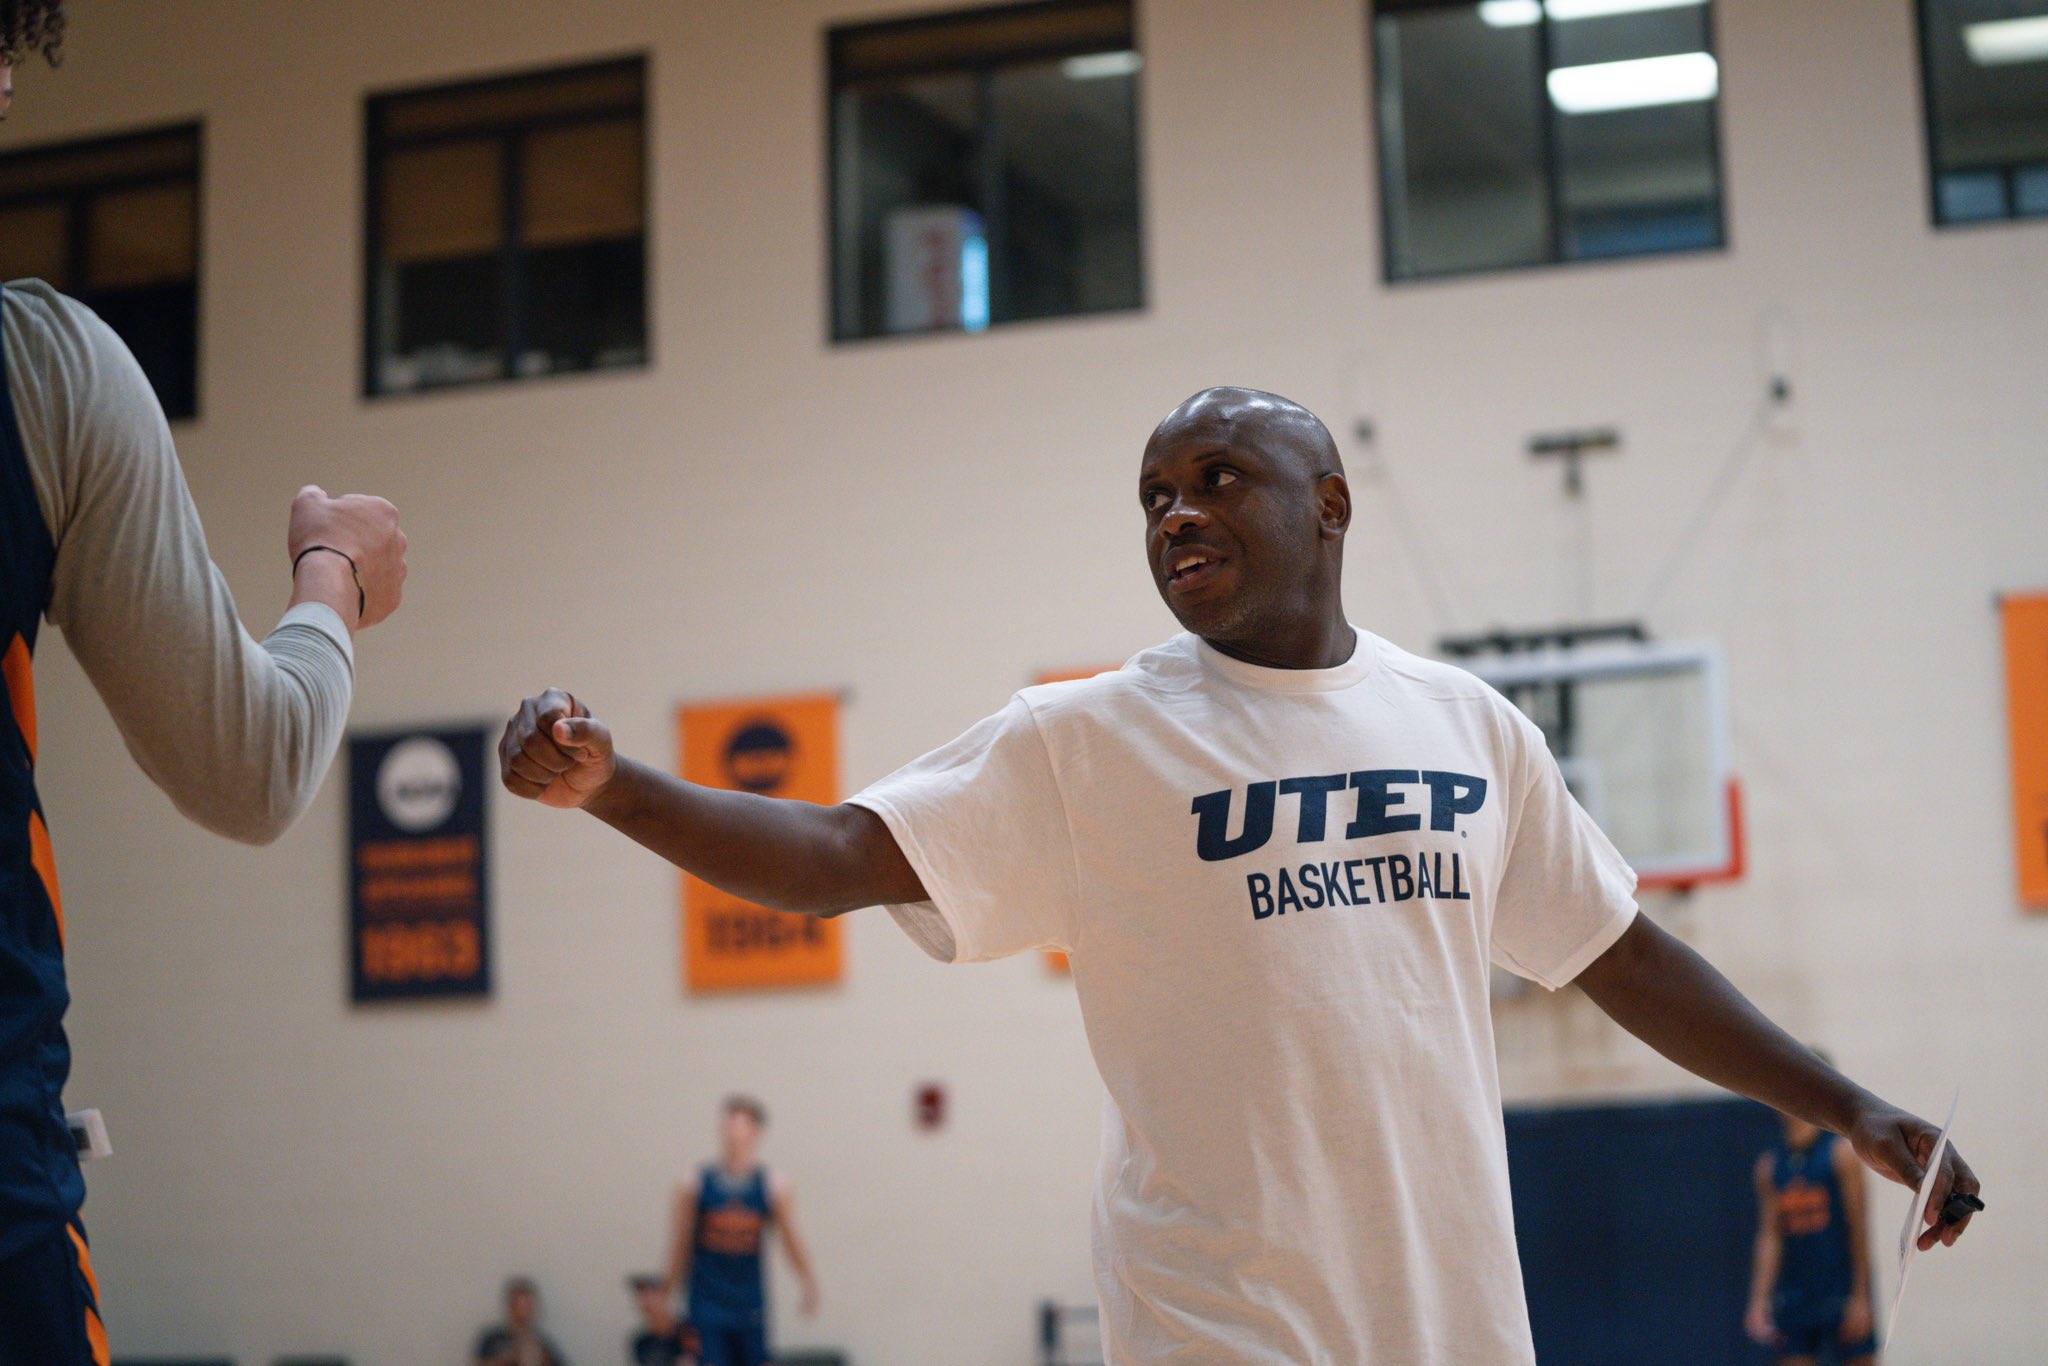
[0,1216,109,1366]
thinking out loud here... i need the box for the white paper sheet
[1885,1089,1960,1343]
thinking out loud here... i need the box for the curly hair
[0,0,65,67]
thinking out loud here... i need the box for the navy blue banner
[348,726,491,1001]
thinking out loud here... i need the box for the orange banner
[2003,594,2048,909]
[679,692,845,991]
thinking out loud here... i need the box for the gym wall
[21,1,2045,1362]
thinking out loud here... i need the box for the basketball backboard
[1465,640,1742,890]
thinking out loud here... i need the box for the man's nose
[1162,500,1209,537]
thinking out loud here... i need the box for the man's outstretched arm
[498,688,926,917]
[1573,915,1980,1252]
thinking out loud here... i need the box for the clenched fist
[288,484,407,629]
[499,688,617,809]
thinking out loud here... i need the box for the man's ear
[1318,473,1352,539]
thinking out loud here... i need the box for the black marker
[1939,1192,1984,1226]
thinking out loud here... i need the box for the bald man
[500,388,1977,1363]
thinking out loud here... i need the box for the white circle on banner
[377,737,461,832]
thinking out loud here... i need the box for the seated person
[628,1273,690,1366]
[474,1276,567,1366]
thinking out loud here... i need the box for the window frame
[360,52,651,400]
[1913,0,2048,230]
[0,120,204,419]
[823,0,1149,344]
[1365,0,1731,284]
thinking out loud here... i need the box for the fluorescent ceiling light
[1964,16,2048,66]
[1062,50,1142,80]
[1548,51,1718,113]
[1545,0,1706,18]
[1481,0,1705,25]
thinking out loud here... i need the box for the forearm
[1847,1234,1870,1298]
[1580,925,1985,1251]
[1748,1232,1779,1306]
[1841,1172,1873,1295]
[1575,919,1877,1135]
[665,1236,691,1294]
[69,586,355,844]
[783,1231,815,1284]
[288,547,363,629]
[585,758,888,915]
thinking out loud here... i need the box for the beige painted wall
[13,0,2046,1361]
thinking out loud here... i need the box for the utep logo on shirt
[1189,768,1488,921]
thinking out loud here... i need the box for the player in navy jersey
[1747,1072,1878,1366]
[663,1096,818,1366]
[2,8,408,1363]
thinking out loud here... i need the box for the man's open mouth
[1166,551,1224,591]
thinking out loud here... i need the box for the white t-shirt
[849,628,1638,1365]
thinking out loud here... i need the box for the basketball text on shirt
[1190,768,1487,920]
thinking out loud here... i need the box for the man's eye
[1143,489,1168,510]
[1209,469,1238,487]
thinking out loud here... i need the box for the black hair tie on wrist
[292,544,366,622]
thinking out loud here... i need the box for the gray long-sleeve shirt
[3,279,353,844]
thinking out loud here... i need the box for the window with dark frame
[1371,0,1725,282]
[0,124,201,420]
[364,56,647,397]
[829,0,1144,341]
[1918,1,2048,225]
